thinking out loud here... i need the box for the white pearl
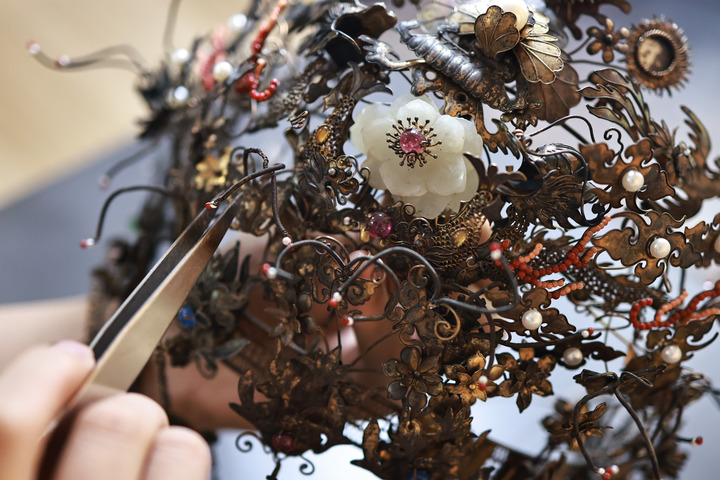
[563,347,583,367]
[661,345,682,364]
[170,48,190,66]
[227,14,247,33]
[622,169,645,192]
[714,234,720,254]
[266,267,278,280]
[649,237,671,259]
[521,308,543,330]
[169,86,189,107]
[212,61,234,82]
[493,0,530,30]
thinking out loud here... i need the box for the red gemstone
[399,129,426,154]
[587,328,594,335]
[261,263,272,276]
[366,212,392,238]
[695,436,704,445]
[271,433,295,453]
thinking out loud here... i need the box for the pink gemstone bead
[271,433,296,453]
[399,129,426,154]
[366,212,392,238]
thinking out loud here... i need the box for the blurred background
[1,0,719,478]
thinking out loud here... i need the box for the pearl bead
[170,48,190,66]
[494,0,530,30]
[266,267,278,280]
[521,308,543,330]
[227,14,247,33]
[714,234,720,254]
[563,347,583,367]
[622,169,645,192]
[212,61,234,82]
[169,86,189,107]
[661,345,682,364]
[649,237,671,259]
[282,236,292,246]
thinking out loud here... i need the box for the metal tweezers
[74,192,243,403]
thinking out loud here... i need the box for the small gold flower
[586,18,629,63]
[194,147,232,192]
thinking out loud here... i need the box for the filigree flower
[195,148,232,192]
[446,353,503,405]
[383,346,443,409]
[497,347,556,412]
[350,94,482,218]
[586,17,629,63]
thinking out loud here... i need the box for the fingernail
[54,340,95,363]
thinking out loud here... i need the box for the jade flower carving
[349,94,482,218]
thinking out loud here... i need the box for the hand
[0,341,211,480]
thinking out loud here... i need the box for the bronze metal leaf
[592,211,691,284]
[474,6,521,58]
[583,138,674,212]
[514,26,564,84]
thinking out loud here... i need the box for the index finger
[0,341,95,480]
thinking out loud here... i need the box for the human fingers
[51,393,169,480]
[0,340,95,480]
[143,426,211,480]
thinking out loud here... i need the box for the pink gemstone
[399,129,426,154]
[366,212,392,238]
[272,433,296,453]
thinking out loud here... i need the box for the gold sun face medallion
[625,17,690,93]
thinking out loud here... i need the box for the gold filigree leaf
[514,28,563,84]
[525,62,581,123]
[583,138,674,212]
[474,6,521,58]
[592,211,691,284]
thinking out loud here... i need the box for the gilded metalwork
[35,0,720,478]
[625,17,690,94]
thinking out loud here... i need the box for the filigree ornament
[543,400,611,447]
[383,346,443,410]
[625,17,690,94]
[496,347,556,412]
[487,287,574,337]
[503,63,582,127]
[586,17,629,63]
[55,0,720,478]
[593,211,698,284]
[302,2,397,66]
[544,0,631,39]
[583,138,674,211]
[513,18,564,84]
[446,353,503,404]
[580,68,653,141]
[474,6,522,58]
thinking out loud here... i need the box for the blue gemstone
[409,471,430,480]
[178,306,197,328]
